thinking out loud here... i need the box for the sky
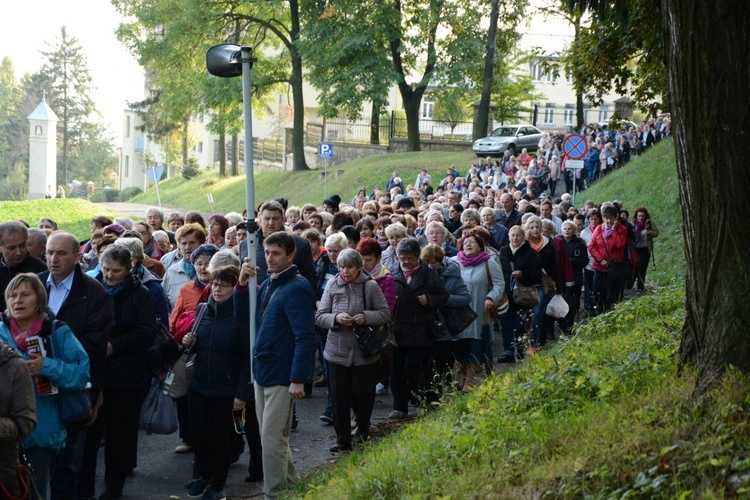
[1,0,145,143]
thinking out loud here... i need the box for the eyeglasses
[211,282,233,290]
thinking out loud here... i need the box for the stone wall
[387,138,473,154]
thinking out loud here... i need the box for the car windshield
[489,127,518,138]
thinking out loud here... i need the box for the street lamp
[206,44,258,381]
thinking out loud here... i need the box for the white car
[472,124,544,157]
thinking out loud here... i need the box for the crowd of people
[0,121,662,499]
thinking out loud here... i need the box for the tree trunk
[664,0,750,397]
[218,132,226,177]
[231,133,238,176]
[370,101,380,145]
[289,0,310,171]
[474,0,499,140]
[181,119,188,174]
[576,91,585,130]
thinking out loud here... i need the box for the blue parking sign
[319,143,333,159]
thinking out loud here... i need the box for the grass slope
[0,199,120,240]
[129,150,478,211]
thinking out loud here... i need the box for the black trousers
[390,346,430,414]
[189,392,234,492]
[593,267,626,315]
[100,386,148,490]
[427,341,454,404]
[635,246,651,291]
[328,361,378,446]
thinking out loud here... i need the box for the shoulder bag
[354,280,397,357]
[510,262,540,308]
[163,303,207,399]
[0,418,42,500]
[146,317,181,376]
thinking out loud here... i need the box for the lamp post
[206,44,258,381]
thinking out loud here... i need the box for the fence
[252,137,283,163]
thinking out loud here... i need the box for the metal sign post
[562,134,588,207]
[145,165,165,208]
[319,143,332,199]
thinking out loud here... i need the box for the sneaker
[375,383,388,395]
[201,487,226,500]
[319,413,334,425]
[388,410,407,420]
[175,442,192,454]
[187,477,209,498]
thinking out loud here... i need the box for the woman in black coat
[92,245,159,500]
[498,226,543,362]
[560,221,589,332]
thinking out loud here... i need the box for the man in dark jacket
[238,201,316,289]
[389,239,448,419]
[236,231,317,499]
[0,221,47,311]
[41,232,112,500]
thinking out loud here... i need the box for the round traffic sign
[562,133,589,160]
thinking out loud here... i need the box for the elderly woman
[314,233,348,425]
[382,222,408,274]
[498,225,543,362]
[451,230,504,390]
[0,274,89,499]
[206,215,229,248]
[90,246,159,499]
[163,223,207,310]
[632,206,659,292]
[315,249,390,452]
[420,244,470,401]
[181,266,250,499]
[425,221,458,258]
[0,340,36,498]
[559,221,588,332]
[113,237,170,329]
[523,216,561,347]
[389,239,448,419]
[134,221,164,261]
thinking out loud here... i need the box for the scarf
[102,274,135,326]
[456,250,491,267]
[528,237,544,252]
[143,238,158,258]
[635,219,646,234]
[378,239,389,250]
[604,224,614,238]
[9,317,44,352]
[368,262,384,277]
[194,276,208,288]
[400,264,420,283]
[183,259,196,280]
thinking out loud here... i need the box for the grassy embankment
[0,198,120,240]
[129,151,479,211]
[284,138,750,498]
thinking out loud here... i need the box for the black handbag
[438,306,478,336]
[354,281,397,357]
[146,318,181,376]
[0,419,42,500]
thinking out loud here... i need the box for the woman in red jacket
[588,203,629,314]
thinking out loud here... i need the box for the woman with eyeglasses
[181,266,250,500]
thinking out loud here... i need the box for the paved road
[99,203,190,220]
[91,334,514,499]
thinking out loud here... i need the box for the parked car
[472,124,544,157]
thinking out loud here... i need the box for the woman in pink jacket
[587,203,629,314]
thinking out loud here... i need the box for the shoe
[98,489,122,500]
[185,478,201,490]
[319,413,334,425]
[187,477,209,498]
[329,443,352,453]
[388,410,407,420]
[313,374,327,387]
[175,442,193,453]
[244,470,264,483]
[497,354,516,364]
[375,383,388,395]
[201,487,226,500]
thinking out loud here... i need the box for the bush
[0,163,28,201]
[118,187,143,201]
[90,189,120,203]
[182,158,201,180]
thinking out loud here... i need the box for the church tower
[27,95,59,199]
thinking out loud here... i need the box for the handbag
[140,378,178,435]
[546,294,570,318]
[354,280,396,357]
[0,418,42,500]
[427,311,447,340]
[163,304,206,399]
[48,320,94,427]
[146,318,181,376]
[438,306,478,336]
[510,262,540,308]
[541,274,557,296]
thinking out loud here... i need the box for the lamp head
[206,44,244,78]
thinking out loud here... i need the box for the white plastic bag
[546,294,570,319]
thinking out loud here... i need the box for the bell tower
[27,93,59,199]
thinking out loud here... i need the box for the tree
[490,51,545,126]
[472,0,528,139]
[39,27,97,184]
[114,0,309,171]
[431,87,472,138]
[73,122,119,186]
[569,0,750,400]
[0,57,24,178]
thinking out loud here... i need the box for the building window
[135,137,144,153]
[546,71,556,83]
[197,142,203,153]
[214,140,221,162]
[126,116,131,138]
[599,106,609,121]
[544,104,555,124]
[530,62,543,81]
[421,97,434,119]
[564,104,575,125]
[566,73,574,84]
[124,156,129,177]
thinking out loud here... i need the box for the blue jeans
[531,286,546,347]
[50,427,87,500]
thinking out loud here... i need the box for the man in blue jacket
[236,231,316,499]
